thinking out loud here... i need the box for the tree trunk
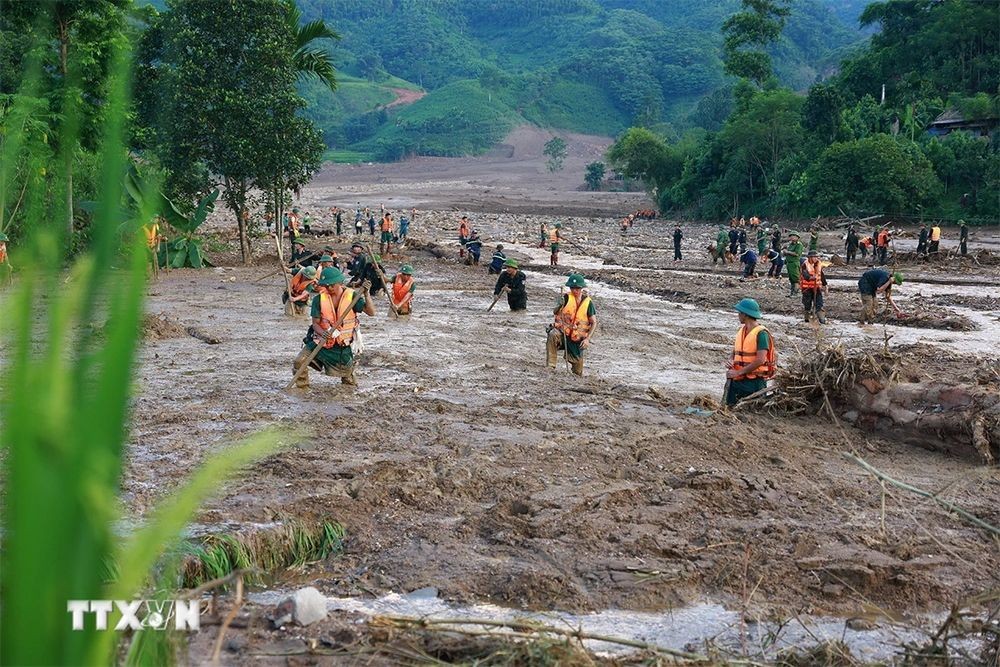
[59,20,73,240]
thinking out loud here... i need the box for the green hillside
[296,0,865,161]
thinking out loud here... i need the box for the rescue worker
[488,244,507,274]
[876,227,890,265]
[783,232,804,297]
[539,222,548,248]
[756,227,768,255]
[390,264,415,316]
[466,230,483,265]
[283,265,317,316]
[546,273,596,376]
[458,216,471,258]
[493,258,527,311]
[354,207,363,235]
[379,211,393,255]
[739,248,757,280]
[333,207,343,236]
[716,227,730,264]
[845,226,859,265]
[346,243,368,284]
[808,228,819,253]
[726,298,776,406]
[728,226,739,256]
[859,235,872,261]
[290,239,316,268]
[770,227,781,253]
[317,254,337,271]
[673,225,683,261]
[737,228,747,255]
[398,215,410,241]
[367,211,376,236]
[959,220,968,256]
[929,224,942,254]
[549,222,562,266]
[292,267,375,388]
[765,248,784,278]
[916,224,929,256]
[858,268,903,324]
[800,250,828,324]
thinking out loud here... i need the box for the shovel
[286,287,366,390]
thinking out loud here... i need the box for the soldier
[546,274,597,376]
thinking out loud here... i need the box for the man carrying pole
[800,250,828,324]
[491,258,527,311]
[290,267,375,389]
[546,274,596,376]
[783,231,804,297]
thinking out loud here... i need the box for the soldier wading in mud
[546,273,597,376]
[292,267,375,388]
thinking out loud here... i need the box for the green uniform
[756,231,767,254]
[381,231,393,243]
[716,230,728,254]
[727,328,770,405]
[809,232,819,253]
[305,293,367,368]
[784,241,803,281]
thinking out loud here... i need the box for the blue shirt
[859,268,890,295]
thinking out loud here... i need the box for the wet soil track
[129,207,1000,661]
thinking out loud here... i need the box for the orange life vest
[381,216,392,232]
[930,226,941,241]
[459,220,469,237]
[733,324,776,380]
[289,271,313,300]
[877,230,889,247]
[548,228,560,244]
[0,243,7,264]
[317,288,358,348]
[799,259,823,290]
[392,276,413,311]
[555,293,592,342]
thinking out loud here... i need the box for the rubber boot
[788,282,795,297]
[569,354,584,376]
[804,310,811,323]
[545,330,560,368]
[341,371,357,386]
[818,310,827,325]
[291,347,311,389]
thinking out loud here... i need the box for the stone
[404,586,439,600]
[842,410,859,423]
[846,617,877,631]
[273,587,328,627]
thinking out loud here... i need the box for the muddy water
[247,588,970,662]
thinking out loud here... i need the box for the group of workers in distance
[271,206,932,408]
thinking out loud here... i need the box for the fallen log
[186,327,222,345]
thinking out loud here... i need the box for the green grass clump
[180,520,346,588]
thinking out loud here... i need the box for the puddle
[247,589,977,662]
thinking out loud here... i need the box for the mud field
[124,211,1000,664]
[126,188,1000,663]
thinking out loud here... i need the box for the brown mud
[127,137,999,660]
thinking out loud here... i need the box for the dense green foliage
[294,0,864,160]
[610,0,999,222]
[139,0,325,263]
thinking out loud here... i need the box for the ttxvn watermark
[68,599,201,631]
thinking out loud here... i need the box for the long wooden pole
[363,244,399,317]
[286,288,366,390]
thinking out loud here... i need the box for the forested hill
[296,0,865,161]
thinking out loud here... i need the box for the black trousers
[673,243,681,260]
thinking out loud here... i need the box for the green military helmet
[554,222,561,228]
[372,254,382,263]
[301,266,318,279]
[0,232,8,242]
[565,273,586,288]
[400,264,414,275]
[318,254,335,263]
[893,271,904,285]
[503,258,518,268]
[734,297,763,319]
[787,231,801,239]
[317,267,346,286]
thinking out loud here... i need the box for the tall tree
[152,0,324,264]
[0,0,129,240]
[722,0,791,86]
[282,0,339,91]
